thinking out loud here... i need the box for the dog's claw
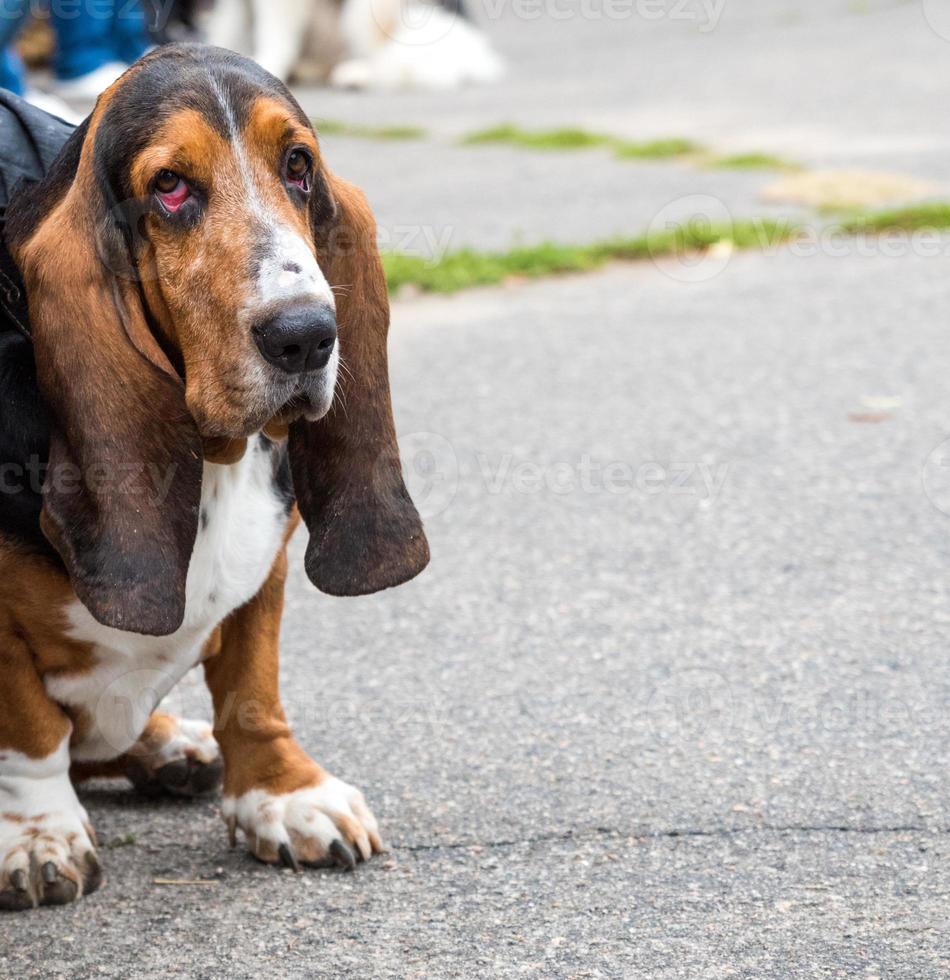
[0,867,33,911]
[278,842,300,872]
[40,867,78,906]
[330,839,357,872]
[225,776,380,874]
[82,852,103,896]
[0,805,98,912]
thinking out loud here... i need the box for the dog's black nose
[253,305,337,374]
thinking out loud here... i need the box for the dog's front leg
[204,546,382,872]
[0,632,101,910]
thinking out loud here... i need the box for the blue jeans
[0,0,149,90]
[0,0,27,93]
[0,47,22,94]
[52,0,150,79]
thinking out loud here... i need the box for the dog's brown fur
[0,45,426,910]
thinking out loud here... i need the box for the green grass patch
[707,152,803,172]
[839,202,950,233]
[461,124,611,150]
[460,124,702,160]
[382,218,797,294]
[315,119,426,141]
[612,137,704,159]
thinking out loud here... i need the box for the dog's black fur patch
[0,91,73,557]
[0,330,53,554]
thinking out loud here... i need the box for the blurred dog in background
[203,0,504,89]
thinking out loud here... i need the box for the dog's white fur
[0,736,97,896]
[203,0,504,89]
[223,776,381,861]
[49,446,291,762]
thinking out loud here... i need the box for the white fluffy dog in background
[203,0,504,89]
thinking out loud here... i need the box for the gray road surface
[5,245,950,978]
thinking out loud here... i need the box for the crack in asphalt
[396,823,944,853]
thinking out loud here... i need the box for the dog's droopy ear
[8,123,203,636]
[290,173,429,596]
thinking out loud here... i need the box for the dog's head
[7,44,429,635]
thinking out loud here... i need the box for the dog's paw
[125,715,223,798]
[0,802,101,911]
[222,776,383,871]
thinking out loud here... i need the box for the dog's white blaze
[0,735,95,878]
[206,76,336,319]
[48,442,288,761]
[256,224,336,309]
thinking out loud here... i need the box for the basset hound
[0,43,429,911]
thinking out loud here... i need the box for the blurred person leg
[51,0,127,96]
[0,45,23,93]
[0,0,28,49]
[112,0,150,65]
[0,0,28,93]
[0,2,79,119]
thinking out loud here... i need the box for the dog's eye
[155,169,179,193]
[286,150,311,189]
[154,170,191,212]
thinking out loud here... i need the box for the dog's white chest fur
[46,439,289,761]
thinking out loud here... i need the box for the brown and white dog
[0,43,429,911]
[203,0,505,90]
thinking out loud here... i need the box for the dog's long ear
[289,173,429,595]
[8,120,202,636]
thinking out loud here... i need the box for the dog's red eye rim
[154,170,191,211]
[285,149,312,190]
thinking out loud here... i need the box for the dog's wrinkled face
[5,45,429,636]
[105,58,338,438]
